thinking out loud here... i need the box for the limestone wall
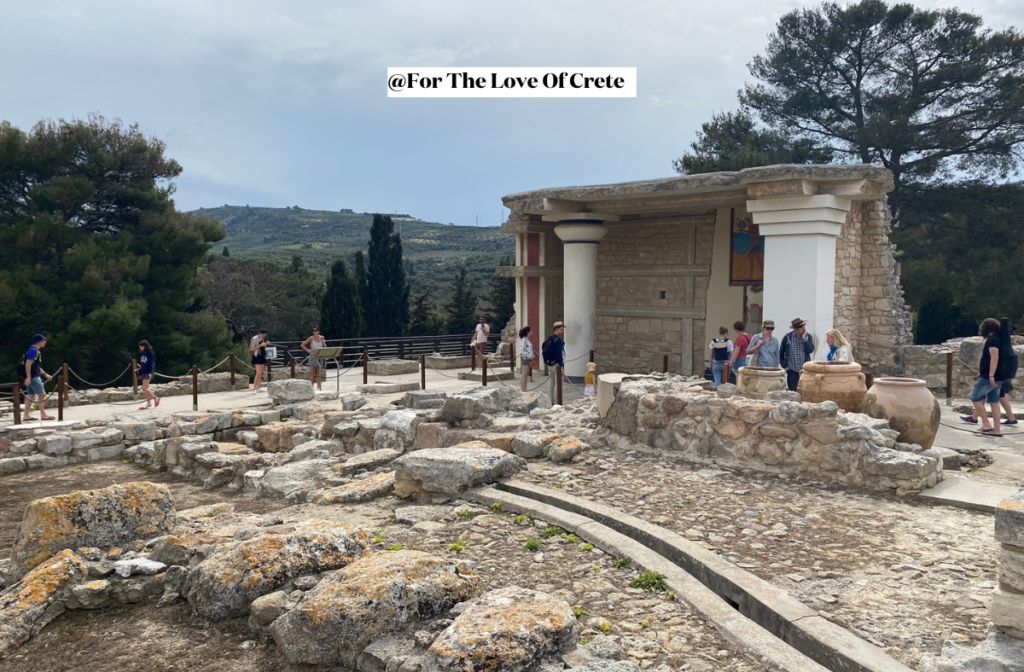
[900,337,1024,400]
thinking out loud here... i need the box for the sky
[2,0,1022,227]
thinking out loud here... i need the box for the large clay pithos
[797,361,868,412]
[861,377,941,450]
[735,366,787,400]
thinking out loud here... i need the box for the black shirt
[979,336,1001,378]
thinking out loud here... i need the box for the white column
[553,222,607,380]
[746,195,851,360]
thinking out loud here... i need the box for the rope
[68,364,132,388]
[939,420,1023,436]
[200,356,232,376]
[425,358,462,379]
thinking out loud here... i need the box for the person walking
[22,334,53,421]
[136,340,159,410]
[779,318,815,392]
[730,321,752,372]
[473,317,490,358]
[970,318,1007,437]
[825,329,855,363]
[250,329,271,394]
[518,326,535,392]
[747,320,779,368]
[542,321,566,403]
[301,327,327,385]
[709,326,733,388]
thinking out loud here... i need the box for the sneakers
[1005,419,1019,425]
[258,388,267,393]
[252,389,260,395]
[959,416,978,424]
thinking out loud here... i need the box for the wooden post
[399,342,405,360]
[663,355,669,374]
[723,363,731,385]
[946,352,953,406]
[230,353,236,387]
[471,347,476,372]
[131,359,138,400]
[57,375,64,421]
[290,354,296,380]
[62,362,69,401]
[590,350,595,363]
[482,358,488,387]
[556,366,563,406]
[420,354,426,390]
[318,362,323,390]
[267,357,273,383]
[510,344,515,373]
[362,347,368,385]
[13,386,21,425]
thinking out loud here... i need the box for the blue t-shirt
[140,351,156,375]
[25,347,41,378]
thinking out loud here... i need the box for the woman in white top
[519,326,535,392]
[825,329,855,363]
[709,326,734,387]
[302,327,327,384]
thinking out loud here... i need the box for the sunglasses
[765,327,774,330]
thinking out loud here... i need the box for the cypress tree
[409,289,442,336]
[445,266,478,335]
[320,259,362,339]
[363,215,410,337]
[354,250,369,322]
[483,255,516,330]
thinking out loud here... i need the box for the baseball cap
[32,334,47,343]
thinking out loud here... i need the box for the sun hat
[790,318,807,329]
[553,321,564,329]
[762,320,775,328]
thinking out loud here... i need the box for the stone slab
[356,382,420,394]
[457,370,516,382]
[917,477,1018,513]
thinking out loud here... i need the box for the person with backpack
[22,334,54,421]
[136,340,160,410]
[709,326,733,388]
[969,318,1008,437]
[542,321,565,403]
[962,319,1018,427]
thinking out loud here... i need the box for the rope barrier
[68,364,132,389]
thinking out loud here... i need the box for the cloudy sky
[3,0,1021,226]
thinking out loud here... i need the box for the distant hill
[197,205,514,300]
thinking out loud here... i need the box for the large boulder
[257,459,338,501]
[393,446,525,503]
[310,471,396,504]
[439,387,519,422]
[267,379,315,404]
[185,521,369,621]
[270,550,479,667]
[9,482,176,580]
[255,422,311,453]
[429,586,580,671]
[510,432,558,459]
[374,410,424,453]
[0,549,88,658]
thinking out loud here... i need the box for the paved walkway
[932,400,1024,487]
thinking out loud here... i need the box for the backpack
[19,348,40,376]
[1006,350,1019,381]
[541,336,559,367]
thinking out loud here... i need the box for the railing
[267,333,501,369]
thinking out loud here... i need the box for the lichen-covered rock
[393,446,525,503]
[429,586,579,671]
[255,422,314,453]
[511,432,558,459]
[310,471,395,504]
[374,410,424,453]
[185,521,369,621]
[270,550,479,667]
[267,379,315,404]
[257,459,338,501]
[547,438,583,463]
[0,549,88,658]
[334,448,400,475]
[439,387,519,422]
[9,482,176,580]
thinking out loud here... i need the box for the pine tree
[409,289,442,336]
[483,255,516,330]
[222,246,230,257]
[363,215,410,337]
[320,259,362,339]
[354,250,369,323]
[445,266,478,335]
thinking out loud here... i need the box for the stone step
[457,370,516,382]
[917,476,1018,513]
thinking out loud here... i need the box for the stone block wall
[994,486,1024,637]
[899,337,1024,400]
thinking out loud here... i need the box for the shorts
[26,376,44,395]
[970,378,1003,404]
[1001,380,1014,397]
[521,357,533,367]
[252,355,267,366]
[308,357,321,370]
[139,373,152,382]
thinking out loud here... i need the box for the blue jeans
[734,357,748,370]
[713,361,726,387]
[970,378,1003,404]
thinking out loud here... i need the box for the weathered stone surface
[402,390,448,409]
[374,411,424,453]
[148,536,194,567]
[311,472,395,504]
[394,447,525,503]
[478,432,516,452]
[996,490,1024,547]
[257,459,338,501]
[270,550,479,667]
[547,438,583,463]
[511,432,558,459]
[415,422,448,450]
[0,549,88,658]
[335,449,401,475]
[508,391,552,415]
[255,422,308,453]
[111,422,157,442]
[9,482,176,579]
[267,379,315,404]
[439,387,519,422]
[37,435,72,456]
[394,506,452,525]
[919,632,1024,672]
[69,580,112,609]
[991,586,1024,634]
[429,586,579,672]
[114,557,166,577]
[367,358,420,375]
[185,521,369,621]
[442,429,486,447]
[0,457,27,476]
[341,393,368,411]
[571,662,642,672]
[248,590,299,633]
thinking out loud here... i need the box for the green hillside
[199,205,514,299]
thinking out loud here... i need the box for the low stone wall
[603,376,942,492]
[60,372,251,407]
[994,485,1024,637]
[366,358,420,375]
[899,337,1024,400]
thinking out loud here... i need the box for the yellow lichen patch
[446,441,492,450]
[311,471,395,504]
[0,549,87,658]
[9,482,175,580]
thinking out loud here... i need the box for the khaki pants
[548,366,561,404]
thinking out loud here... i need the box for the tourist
[518,326,535,392]
[748,320,779,368]
[729,321,752,371]
[22,334,53,421]
[779,318,815,392]
[709,326,733,388]
[473,317,490,358]
[543,321,566,402]
[969,318,1006,437]
[301,327,327,385]
[963,319,1017,431]
[250,329,271,394]
[825,329,855,363]
[136,340,159,410]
